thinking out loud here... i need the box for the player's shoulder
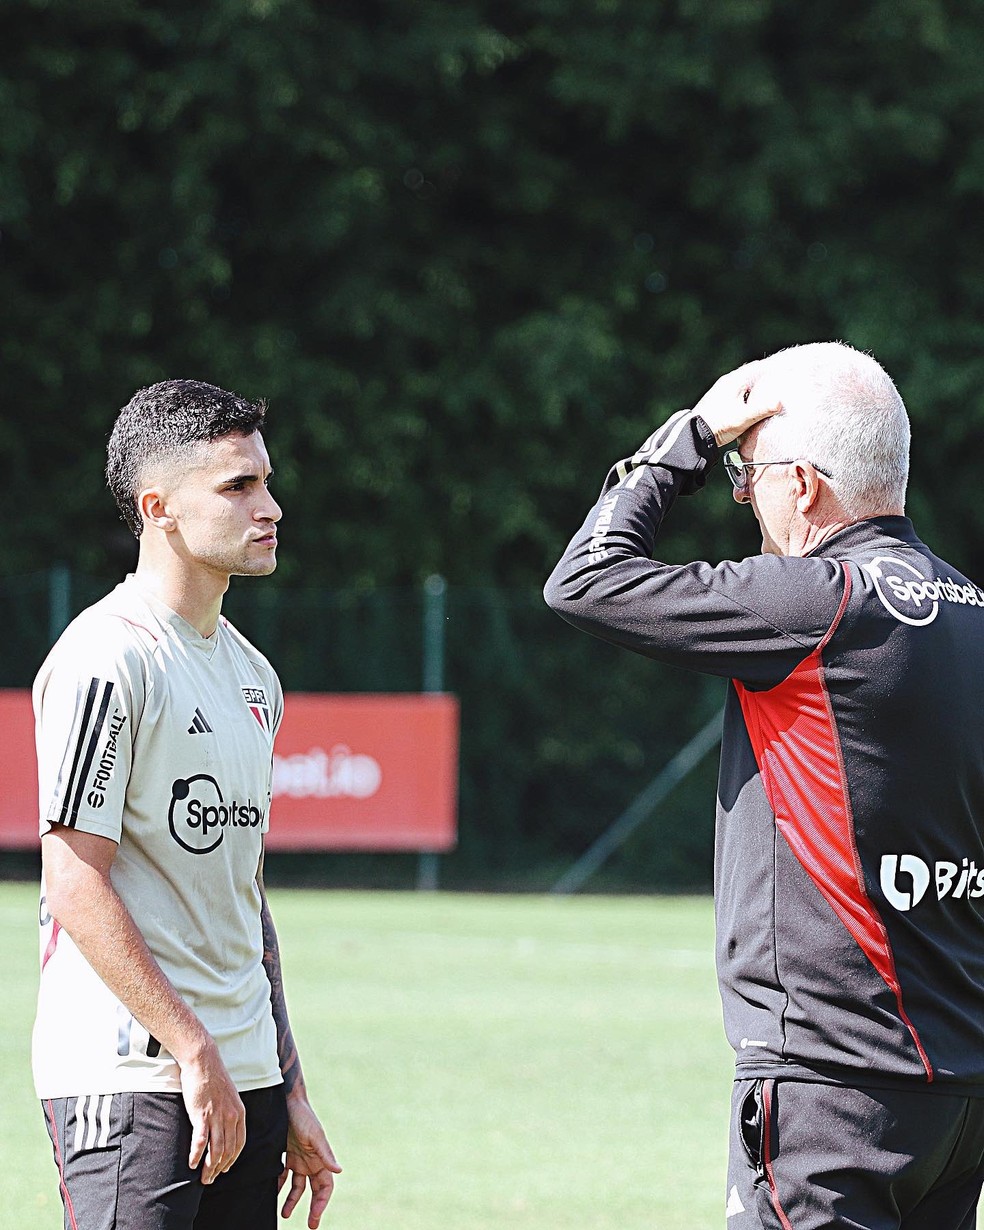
[38,580,163,680]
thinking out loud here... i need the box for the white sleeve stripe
[615,410,695,487]
[630,409,693,469]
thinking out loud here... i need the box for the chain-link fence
[1,568,725,891]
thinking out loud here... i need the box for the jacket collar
[806,516,922,559]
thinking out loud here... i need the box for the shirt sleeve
[543,410,848,689]
[33,622,146,843]
[270,673,285,740]
[262,673,285,837]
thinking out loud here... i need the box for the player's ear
[138,486,176,532]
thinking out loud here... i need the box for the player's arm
[41,826,246,1183]
[35,640,244,1184]
[257,847,341,1229]
[543,366,842,684]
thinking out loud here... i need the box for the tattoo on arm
[260,888,303,1095]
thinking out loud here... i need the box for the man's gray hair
[754,342,910,517]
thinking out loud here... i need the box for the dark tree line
[3,0,983,885]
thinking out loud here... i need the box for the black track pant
[42,1084,288,1230]
[727,1079,984,1229]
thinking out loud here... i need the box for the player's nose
[258,490,282,522]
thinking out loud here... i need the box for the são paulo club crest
[242,686,271,732]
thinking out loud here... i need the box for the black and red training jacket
[544,410,984,1091]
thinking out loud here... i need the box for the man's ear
[138,487,176,532]
[793,462,822,515]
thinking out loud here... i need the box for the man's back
[714,516,984,1087]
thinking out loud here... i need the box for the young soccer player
[33,380,340,1229]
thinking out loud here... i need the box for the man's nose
[259,491,282,521]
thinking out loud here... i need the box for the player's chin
[237,552,278,576]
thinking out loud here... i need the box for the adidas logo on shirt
[187,708,213,735]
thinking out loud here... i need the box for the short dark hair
[106,379,267,537]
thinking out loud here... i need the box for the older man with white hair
[545,342,984,1229]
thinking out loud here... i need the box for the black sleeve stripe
[57,679,115,828]
[66,680,116,827]
[53,677,100,825]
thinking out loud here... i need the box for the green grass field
[2,885,734,1229]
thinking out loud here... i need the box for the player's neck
[133,555,228,639]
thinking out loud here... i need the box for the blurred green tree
[3,0,984,885]
[4,0,983,586]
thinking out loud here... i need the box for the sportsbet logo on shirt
[863,555,984,627]
[168,773,264,855]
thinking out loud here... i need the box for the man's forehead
[139,431,270,493]
[739,421,766,455]
[186,430,270,473]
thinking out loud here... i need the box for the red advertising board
[270,693,459,851]
[0,691,39,847]
[0,690,459,852]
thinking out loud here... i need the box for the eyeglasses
[722,448,833,493]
